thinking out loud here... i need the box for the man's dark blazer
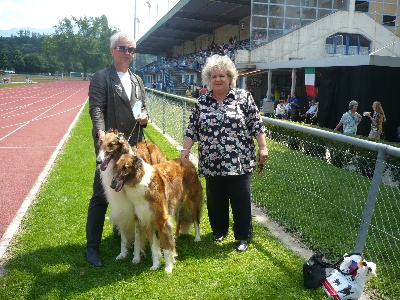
[88,64,147,152]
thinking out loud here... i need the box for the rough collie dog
[96,129,166,263]
[111,153,203,273]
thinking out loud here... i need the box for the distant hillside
[0,27,54,37]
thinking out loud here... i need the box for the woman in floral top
[180,55,269,252]
[334,100,362,135]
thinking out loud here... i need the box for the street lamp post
[136,18,140,38]
[134,0,137,39]
[146,1,151,21]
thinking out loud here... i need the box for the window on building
[325,32,371,55]
[355,1,369,13]
[383,15,396,27]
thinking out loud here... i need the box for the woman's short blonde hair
[201,55,238,89]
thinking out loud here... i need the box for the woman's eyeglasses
[113,46,136,54]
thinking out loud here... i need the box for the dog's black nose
[110,177,117,190]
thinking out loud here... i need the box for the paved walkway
[0,80,89,259]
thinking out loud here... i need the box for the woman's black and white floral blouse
[184,88,266,177]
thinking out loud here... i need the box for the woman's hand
[258,148,269,165]
[180,149,190,159]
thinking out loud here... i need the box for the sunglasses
[113,46,136,54]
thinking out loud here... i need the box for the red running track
[0,80,89,257]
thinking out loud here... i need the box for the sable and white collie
[96,129,166,263]
[111,153,203,273]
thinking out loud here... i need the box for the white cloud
[0,0,179,39]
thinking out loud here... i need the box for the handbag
[303,253,334,289]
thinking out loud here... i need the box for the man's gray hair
[110,32,136,48]
[349,100,358,109]
[201,55,238,88]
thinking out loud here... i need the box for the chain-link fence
[145,88,400,299]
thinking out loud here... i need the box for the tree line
[0,15,116,77]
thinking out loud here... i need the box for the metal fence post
[162,94,166,134]
[182,99,187,142]
[354,147,388,253]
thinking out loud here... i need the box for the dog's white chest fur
[125,163,155,227]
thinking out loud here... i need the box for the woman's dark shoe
[86,247,103,267]
[236,240,248,252]
[213,234,226,242]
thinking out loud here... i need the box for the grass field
[0,103,326,299]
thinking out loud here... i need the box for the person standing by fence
[180,54,268,252]
[288,92,300,121]
[334,100,362,135]
[365,101,386,140]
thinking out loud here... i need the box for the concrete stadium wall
[195,34,213,51]
[213,24,239,45]
[183,41,196,55]
[239,11,400,65]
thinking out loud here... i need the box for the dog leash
[127,121,153,165]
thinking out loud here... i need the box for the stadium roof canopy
[136,0,251,55]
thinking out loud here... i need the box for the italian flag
[305,67,316,97]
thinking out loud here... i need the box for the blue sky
[0,0,179,39]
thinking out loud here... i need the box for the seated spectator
[275,99,287,119]
[301,99,317,123]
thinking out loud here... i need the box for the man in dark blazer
[85,31,148,267]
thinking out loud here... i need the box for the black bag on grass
[303,253,334,289]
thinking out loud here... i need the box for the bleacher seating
[139,38,251,94]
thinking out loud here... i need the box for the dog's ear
[133,154,142,169]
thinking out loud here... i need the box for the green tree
[12,49,25,72]
[0,50,9,70]
[24,53,46,73]
[44,15,116,77]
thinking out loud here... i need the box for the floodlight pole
[134,0,137,39]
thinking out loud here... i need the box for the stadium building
[136,0,400,142]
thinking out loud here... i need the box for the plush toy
[322,254,377,300]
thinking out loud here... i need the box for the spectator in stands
[180,54,268,252]
[192,84,200,98]
[275,99,287,119]
[334,100,362,134]
[284,98,291,119]
[201,85,207,95]
[365,101,386,139]
[309,102,319,124]
[288,92,300,121]
[274,87,280,104]
[185,86,193,98]
[301,99,317,123]
[85,31,148,267]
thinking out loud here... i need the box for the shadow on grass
[1,232,235,299]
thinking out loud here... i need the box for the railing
[145,88,400,299]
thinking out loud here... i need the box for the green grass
[0,103,325,299]
[251,136,400,298]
